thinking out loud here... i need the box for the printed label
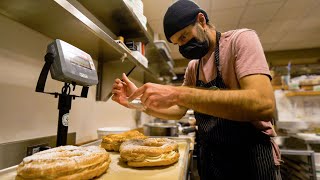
[79,72,88,79]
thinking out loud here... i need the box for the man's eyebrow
[178,30,187,41]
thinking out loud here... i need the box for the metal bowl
[143,123,179,137]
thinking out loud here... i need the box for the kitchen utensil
[106,65,136,100]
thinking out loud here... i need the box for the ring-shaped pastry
[120,138,180,167]
[16,145,111,180]
[101,130,146,152]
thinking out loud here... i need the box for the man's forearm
[144,105,187,120]
[175,86,275,121]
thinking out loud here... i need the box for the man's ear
[196,12,207,28]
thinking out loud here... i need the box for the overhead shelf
[0,0,160,77]
[77,0,175,77]
[0,0,165,101]
[145,42,174,77]
[77,0,149,43]
[0,0,113,60]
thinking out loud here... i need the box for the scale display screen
[67,51,92,70]
[47,39,98,86]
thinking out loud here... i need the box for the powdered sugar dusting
[17,145,111,179]
[23,146,105,162]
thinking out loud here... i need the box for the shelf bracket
[121,53,127,63]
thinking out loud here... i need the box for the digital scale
[36,39,98,147]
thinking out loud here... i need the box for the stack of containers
[123,0,147,30]
[154,40,175,69]
[122,0,148,67]
[125,40,148,68]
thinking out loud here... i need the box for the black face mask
[179,37,209,59]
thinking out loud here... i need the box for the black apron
[195,32,276,180]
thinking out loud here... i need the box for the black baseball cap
[163,0,209,43]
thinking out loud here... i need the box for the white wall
[0,14,138,144]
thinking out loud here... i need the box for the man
[112,0,281,179]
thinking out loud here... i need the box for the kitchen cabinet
[0,0,175,101]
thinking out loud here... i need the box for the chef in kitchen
[112,0,281,179]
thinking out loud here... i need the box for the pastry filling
[144,151,177,162]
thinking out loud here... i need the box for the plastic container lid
[97,127,131,139]
[97,127,131,132]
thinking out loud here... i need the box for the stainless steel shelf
[77,0,175,77]
[0,0,113,60]
[77,0,149,43]
[0,0,163,101]
[0,0,165,100]
[146,44,174,77]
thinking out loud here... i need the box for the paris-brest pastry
[16,145,111,180]
[100,130,146,152]
[120,138,180,167]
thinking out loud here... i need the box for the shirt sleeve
[182,60,197,87]
[233,30,271,81]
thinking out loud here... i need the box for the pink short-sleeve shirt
[182,29,275,137]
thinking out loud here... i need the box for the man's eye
[181,35,186,41]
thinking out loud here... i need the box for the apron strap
[196,31,221,82]
[214,31,221,72]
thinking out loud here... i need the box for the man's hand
[128,83,178,110]
[112,73,138,107]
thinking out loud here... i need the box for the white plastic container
[97,127,131,139]
[154,40,174,66]
[154,40,171,53]
[131,51,148,68]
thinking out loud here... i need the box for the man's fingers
[121,81,127,86]
[112,83,122,90]
[112,89,122,94]
[115,78,122,83]
[143,96,152,109]
[111,94,118,101]
[128,85,146,101]
[140,93,148,105]
[122,73,131,84]
[112,81,127,89]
